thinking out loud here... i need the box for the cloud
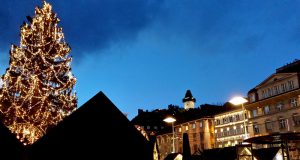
[0,0,165,60]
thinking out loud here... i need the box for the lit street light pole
[163,117,176,153]
[229,96,249,139]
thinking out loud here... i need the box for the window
[147,126,150,129]
[200,121,203,128]
[223,118,227,124]
[265,121,272,131]
[273,86,279,95]
[178,128,182,132]
[253,125,260,134]
[250,93,256,102]
[279,119,287,129]
[252,110,258,118]
[185,125,189,131]
[230,127,234,135]
[288,80,294,90]
[154,126,158,130]
[268,88,273,97]
[281,83,287,92]
[235,114,240,121]
[276,102,283,111]
[216,119,220,125]
[290,98,298,107]
[264,105,270,114]
[262,90,266,98]
[233,126,237,135]
[192,123,196,129]
[229,116,233,122]
[293,114,300,126]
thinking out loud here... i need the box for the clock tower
[182,90,196,109]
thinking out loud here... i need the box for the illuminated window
[290,98,298,107]
[200,121,203,128]
[215,129,217,133]
[179,128,182,132]
[154,126,158,130]
[185,125,189,131]
[192,123,196,129]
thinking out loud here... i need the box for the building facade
[214,107,248,148]
[156,117,215,160]
[245,60,300,159]
[246,72,300,138]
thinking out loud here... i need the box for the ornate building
[156,117,215,160]
[245,59,300,159]
[214,103,248,148]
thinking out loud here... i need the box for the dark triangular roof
[253,147,280,160]
[0,120,25,160]
[182,90,196,103]
[29,91,152,160]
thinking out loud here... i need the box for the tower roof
[182,90,196,103]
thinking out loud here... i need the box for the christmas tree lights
[0,1,77,145]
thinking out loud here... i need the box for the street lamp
[163,117,176,153]
[229,96,249,139]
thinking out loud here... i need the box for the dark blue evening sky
[0,0,299,120]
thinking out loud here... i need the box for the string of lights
[0,1,77,145]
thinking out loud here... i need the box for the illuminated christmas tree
[0,1,77,145]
